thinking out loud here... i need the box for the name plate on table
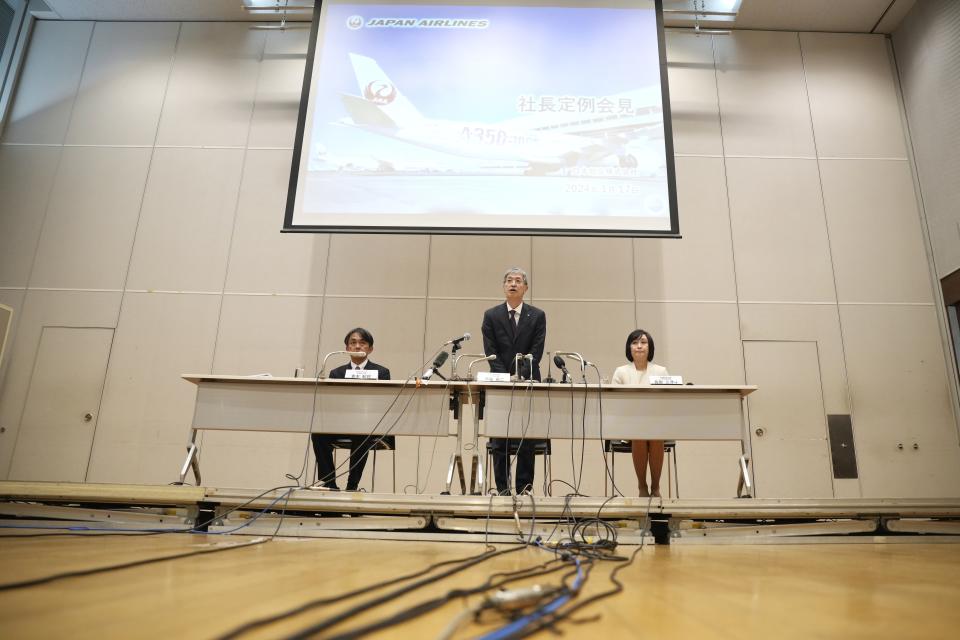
[345,369,379,380]
[650,375,683,385]
[476,371,510,382]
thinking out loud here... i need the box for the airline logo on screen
[346,15,490,29]
[363,81,397,105]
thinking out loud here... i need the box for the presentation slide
[285,0,678,236]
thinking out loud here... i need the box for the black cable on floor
[319,551,577,640]
[0,536,269,591]
[217,544,516,640]
[278,546,526,640]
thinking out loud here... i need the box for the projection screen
[284,0,679,237]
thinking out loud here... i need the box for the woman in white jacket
[611,329,668,498]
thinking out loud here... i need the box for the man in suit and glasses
[312,327,391,491]
[481,267,547,495]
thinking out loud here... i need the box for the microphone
[444,332,471,346]
[555,351,586,371]
[553,354,570,381]
[422,351,449,380]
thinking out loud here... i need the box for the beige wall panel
[839,304,960,497]
[28,147,151,290]
[65,22,179,146]
[423,298,499,378]
[198,430,310,489]
[727,158,836,302]
[86,293,220,484]
[0,290,120,479]
[635,156,736,302]
[739,303,849,414]
[248,29,308,149]
[665,32,722,156]
[427,236,531,299]
[635,302,743,383]
[213,294,323,376]
[318,297,426,379]
[541,301,634,381]
[820,159,933,304]
[2,21,92,144]
[713,31,816,158]
[325,235,430,297]
[224,150,330,294]
[533,237,633,301]
[155,23,265,148]
[0,146,60,288]
[126,148,244,292]
[675,441,753,499]
[800,33,907,159]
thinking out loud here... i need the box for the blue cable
[478,557,584,640]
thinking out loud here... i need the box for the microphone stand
[452,353,487,380]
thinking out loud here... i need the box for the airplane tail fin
[348,53,423,126]
[340,94,398,129]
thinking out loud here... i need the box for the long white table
[472,381,756,495]
[179,375,454,484]
[179,375,757,495]
[480,382,754,440]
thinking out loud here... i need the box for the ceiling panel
[37,0,917,34]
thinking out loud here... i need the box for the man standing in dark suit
[311,327,391,491]
[481,267,547,495]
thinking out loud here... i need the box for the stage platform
[2,481,959,544]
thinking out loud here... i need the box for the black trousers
[491,437,540,494]
[311,434,375,490]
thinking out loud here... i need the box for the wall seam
[797,31,861,498]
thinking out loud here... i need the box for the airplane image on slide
[332,53,666,176]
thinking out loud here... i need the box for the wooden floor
[1,533,958,639]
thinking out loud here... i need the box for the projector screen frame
[283,0,680,238]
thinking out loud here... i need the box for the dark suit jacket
[481,303,546,380]
[328,360,391,380]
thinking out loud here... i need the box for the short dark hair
[344,327,374,347]
[624,329,654,363]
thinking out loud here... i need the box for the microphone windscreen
[519,359,532,380]
[463,332,471,341]
[433,351,450,367]
[553,354,566,369]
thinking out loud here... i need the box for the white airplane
[309,143,443,174]
[334,53,665,176]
